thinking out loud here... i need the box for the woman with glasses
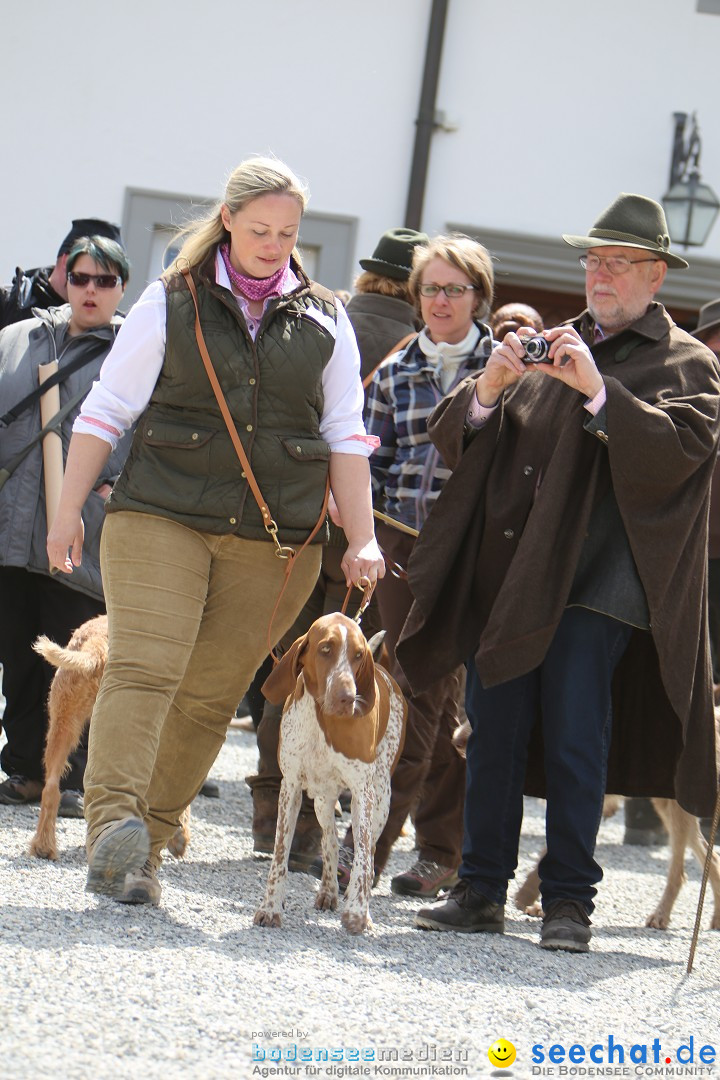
[46,156,383,905]
[337,234,496,899]
[0,235,129,813]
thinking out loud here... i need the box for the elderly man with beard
[397,193,720,953]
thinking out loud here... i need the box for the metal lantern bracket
[669,111,701,188]
[662,112,720,248]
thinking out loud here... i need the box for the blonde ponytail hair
[168,156,309,272]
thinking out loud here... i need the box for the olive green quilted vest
[108,254,336,542]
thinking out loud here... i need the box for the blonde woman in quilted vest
[47,156,383,906]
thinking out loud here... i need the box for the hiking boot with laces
[119,860,162,906]
[414,879,505,933]
[541,898,592,952]
[252,790,322,873]
[86,817,150,899]
[308,844,379,894]
[0,775,43,805]
[391,859,459,898]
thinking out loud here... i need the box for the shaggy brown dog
[452,718,720,930]
[28,616,190,861]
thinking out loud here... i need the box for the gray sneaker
[86,818,150,899]
[58,790,84,819]
[120,861,162,906]
[541,899,592,952]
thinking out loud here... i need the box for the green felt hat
[563,193,688,269]
[359,228,429,281]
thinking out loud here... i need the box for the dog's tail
[32,636,104,675]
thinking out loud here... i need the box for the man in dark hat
[0,218,123,331]
[397,193,720,952]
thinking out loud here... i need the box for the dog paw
[523,900,543,918]
[254,908,282,928]
[645,911,669,930]
[315,887,338,911]
[342,910,371,935]
[166,826,188,858]
[28,840,57,861]
[709,911,720,930]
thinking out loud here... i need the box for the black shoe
[623,797,667,846]
[58,789,84,818]
[415,880,505,933]
[0,775,43,805]
[541,899,592,952]
[199,779,220,799]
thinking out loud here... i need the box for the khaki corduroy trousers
[84,510,321,862]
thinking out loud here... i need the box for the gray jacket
[0,305,129,600]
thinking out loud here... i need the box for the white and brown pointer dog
[254,613,407,935]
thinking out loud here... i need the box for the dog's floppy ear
[354,638,377,714]
[261,635,309,705]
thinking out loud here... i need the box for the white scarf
[417,324,482,392]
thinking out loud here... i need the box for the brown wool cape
[396,303,720,817]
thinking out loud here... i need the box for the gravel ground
[1,725,718,1080]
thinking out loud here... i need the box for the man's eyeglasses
[67,271,122,289]
[579,254,660,276]
[418,283,476,298]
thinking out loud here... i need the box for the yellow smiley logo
[488,1039,516,1069]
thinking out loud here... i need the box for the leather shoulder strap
[362,332,417,390]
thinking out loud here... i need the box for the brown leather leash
[361,331,417,390]
[340,576,376,624]
[380,550,408,581]
[180,264,330,659]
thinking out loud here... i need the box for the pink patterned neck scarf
[219,243,288,301]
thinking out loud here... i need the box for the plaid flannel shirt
[365,324,494,531]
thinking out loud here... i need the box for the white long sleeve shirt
[74,252,378,456]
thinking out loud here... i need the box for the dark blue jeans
[461,607,632,913]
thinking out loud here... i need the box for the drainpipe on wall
[404,0,450,231]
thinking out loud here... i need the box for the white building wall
[3,0,720,305]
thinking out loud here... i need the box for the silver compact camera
[523,335,550,363]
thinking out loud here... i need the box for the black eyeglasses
[67,271,122,289]
[579,254,660,276]
[418,283,476,298]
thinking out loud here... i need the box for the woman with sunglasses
[46,156,383,905]
[337,234,495,898]
[0,235,129,813]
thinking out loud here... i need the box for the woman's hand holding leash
[341,536,385,589]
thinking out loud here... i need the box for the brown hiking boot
[252,789,321,872]
[252,789,281,855]
[119,860,162,906]
[391,859,459,898]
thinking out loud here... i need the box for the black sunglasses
[67,271,122,290]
